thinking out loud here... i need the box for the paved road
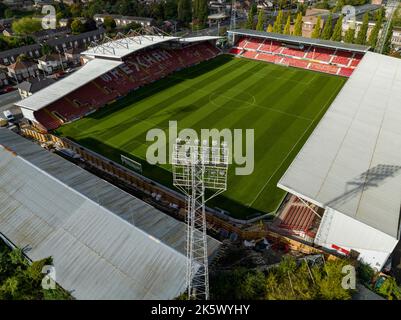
[0,90,22,118]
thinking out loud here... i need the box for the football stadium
[16,29,365,219]
[12,27,401,286]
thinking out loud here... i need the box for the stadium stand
[229,48,242,55]
[276,195,318,239]
[338,67,354,77]
[331,50,353,66]
[229,35,366,77]
[305,47,334,62]
[29,41,220,131]
[309,62,339,75]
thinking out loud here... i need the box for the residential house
[2,0,33,10]
[93,14,154,28]
[59,18,71,28]
[302,9,329,38]
[64,46,85,65]
[7,60,39,82]
[37,53,67,74]
[45,28,105,53]
[0,29,104,67]
[0,44,42,66]
[0,18,15,29]
[342,17,377,40]
[31,27,71,42]
[1,28,14,37]
[392,26,401,49]
[17,77,55,98]
[0,67,10,87]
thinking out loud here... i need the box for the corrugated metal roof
[178,36,223,43]
[278,52,401,239]
[228,29,371,52]
[81,35,179,59]
[0,129,220,299]
[15,59,123,112]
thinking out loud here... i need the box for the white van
[3,110,14,122]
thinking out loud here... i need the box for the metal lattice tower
[376,0,399,54]
[172,139,229,300]
[229,0,237,43]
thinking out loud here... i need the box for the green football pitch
[57,55,346,219]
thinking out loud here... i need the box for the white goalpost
[121,154,142,173]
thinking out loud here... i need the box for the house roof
[17,77,55,93]
[8,60,37,71]
[94,14,154,22]
[38,53,62,62]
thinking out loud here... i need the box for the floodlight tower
[172,138,229,300]
[229,0,236,43]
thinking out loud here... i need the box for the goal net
[121,154,142,173]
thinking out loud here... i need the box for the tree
[210,256,354,300]
[193,0,208,28]
[123,22,142,32]
[0,241,71,300]
[293,13,303,36]
[297,3,307,16]
[273,10,284,33]
[256,9,265,31]
[150,1,165,21]
[344,27,355,43]
[4,8,14,19]
[0,2,6,18]
[103,16,117,32]
[164,0,178,20]
[316,0,330,9]
[321,14,333,40]
[382,20,394,54]
[246,5,256,29]
[71,18,85,34]
[333,0,345,13]
[376,277,401,300]
[355,12,369,45]
[113,0,136,16]
[283,16,291,35]
[41,44,53,56]
[84,18,97,32]
[70,3,82,18]
[368,11,383,48]
[12,17,42,35]
[311,16,321,38]
[177,0,191,24]
[331,15,343,41]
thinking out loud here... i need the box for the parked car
[3,110,15,122]
[3,86,16,93]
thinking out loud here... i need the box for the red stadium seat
[338,67,354,77]
[309,62,339,75]
[34,42,221,130]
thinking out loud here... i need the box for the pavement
[0,90,23,119]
